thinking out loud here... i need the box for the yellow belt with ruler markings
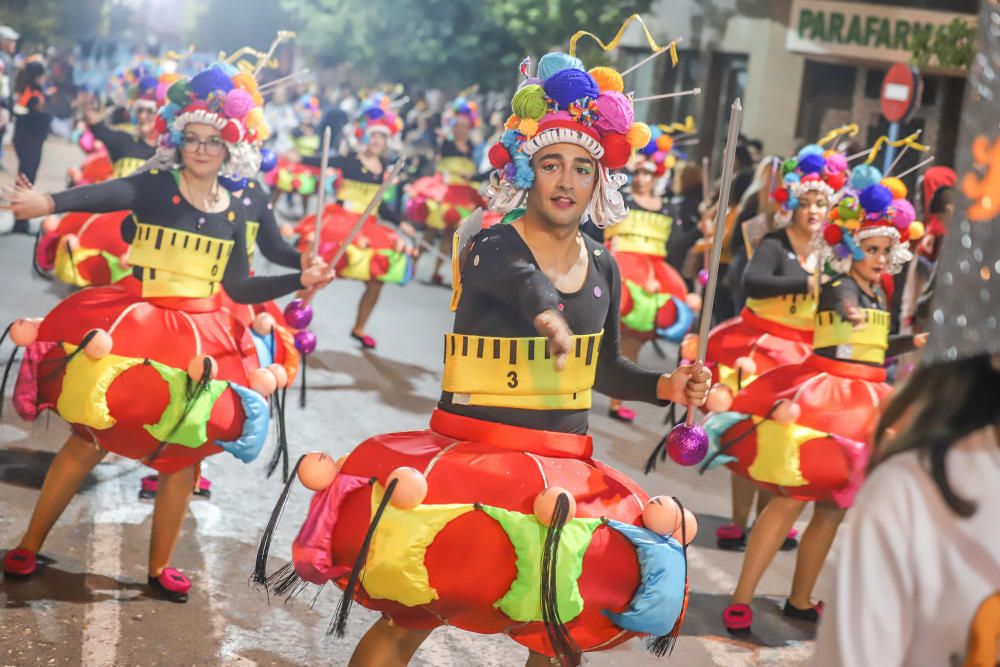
[128,222,235,298]
[812,308,890,364]
[442,331,604,410]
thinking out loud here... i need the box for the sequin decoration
[594,286,602,298]
[171,195,181,205]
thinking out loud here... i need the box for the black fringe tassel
[147,356,212,465]
[540,492,581,667]
[645,406,689,475]
[0,346,18,422]
[646,496,690,658]
[329,477,398,638]
[252,454,307,590]
[298,355,308,409]
[266,387,290,482]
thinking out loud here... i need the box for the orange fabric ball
[589,66,624,93]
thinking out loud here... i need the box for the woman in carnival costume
[691,142,850,551]
[701,178,927,634]
[294,94,414,350]
[11,56,52,235]
[268,93,323,213]
[605,139,697,423]
[35,66,176,287]
[405,94,487,285]
[254,22,712,666]
[2,61,333,601]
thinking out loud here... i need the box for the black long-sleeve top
[50,170,304,304]
[440,222,665,434]
[742,230,811,299]
[239,179,301,269]
[814,275,916,365]
[302,152,401,224]
[87,121,155,173]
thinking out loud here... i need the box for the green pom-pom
[511,85,547,121]
[838,196,860,220]
[781,158,798,175]
[167,80,192,106]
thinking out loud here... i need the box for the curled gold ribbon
[817,123,859,146]
[569,14,678,65]
[865,131,930,165]
[659,116,697,135]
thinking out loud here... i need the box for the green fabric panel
[143,360,229,448]
[377,249,408,284]
[100,250,133,284]
[622,280,670,333]
[481,505,600,623]
[501,208,525,224]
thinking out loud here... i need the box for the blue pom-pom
[259,148,278,173]
[798,153,826,175]
[218,175,248,192]
[138,75,158,93]
[797,143,824,159]
[842,230,864,260]
[787,196,800,210]
[784,172,801,184]
[858,183,893,215]
[850,164,882,191]
[543,68,599,109]
[217,62,240,77]
[364,107,386,120]
[537,52,584,80]
[190,67,234,98]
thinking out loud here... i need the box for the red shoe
[608,406,636,422]
[431,273,444,286]
[3,548,38,578]
[783,599,824,622]
[716,524,747,551]
[351,332,376,349]
[148,567,191,603]
[723,603,753,636]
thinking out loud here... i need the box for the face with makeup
[792,189,830,235]
[851,234,893,285]
[180,123,228,180]
[527,142,598,230]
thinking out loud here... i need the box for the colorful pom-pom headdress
[444,94,480,130]
[486,15,681,228]
[351,92,403,148]
[635,116,696,177]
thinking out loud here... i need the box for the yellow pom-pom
[908,220,925,241]
[656,134,674,153]
[589,66,624,93]
[880,176,907,200]
[518,118,539,138]
[626,122,652,150]
[664,154,677,169]
[505,114,520,130]
[845,218,861,232]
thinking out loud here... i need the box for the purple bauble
[697,269,710,287]
[666,423,709,466]
[283,298,313,329]
[293,329,317,355]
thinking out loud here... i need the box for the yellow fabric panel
[338,244,375,282]
[442,332,602,410]
[746,416,829,487]
[745,293,816,331]
[112,156,147,179]
[245,220,260,262]
[339,179,381,215]
[56,343,144,429]
[129,223,233,298]
[813,308,890,365]
[450,231,463,312]
[363,483,474,607]
[438,156,476,185]
[604,209,673,257]
[716,362,759,394]
[53,243,101,287]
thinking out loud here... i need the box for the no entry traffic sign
[881,63,921,122]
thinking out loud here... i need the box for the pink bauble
[41,216,59,234]
[642,496,682,536]
[283,299,313,329]
[297,452,338,491]
[670,509,698,544]
[680,334,699,362]
[9,318,40,346]
[387,467,428,509]
[533,486,577,526]
[187,355,218,382]
[252,312,276,336]
[293,329,317,355]
[734,355,758,377]
[267,363,289,388]
[705,384,734,413]
[666,423,709,466]
[83,329,113,360]
[697,269,710,286]
[65,234,80,251]
[249,367,278,397]
[772,400,801,425]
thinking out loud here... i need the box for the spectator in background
[667,161,705,287]
[0,26,19,170]
[10,56,50,234]
[727,156,778,313]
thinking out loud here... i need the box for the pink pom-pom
[891,199,916,230]
[251,312,276,336]
[772,399,801,425]
[10,318,40,346]
[825,152,848,173]
[223,88,253,119]
[697,269,709,286]
[705,384,734,413]
[297,452,338,491]
[65,234,80,252]
[670,509,698,545]
[734,356,758,378]
[534,486,576,526]
[187,355,218,382]
[155,82,170,105]
[41,216,60,234]
[79,131,95,153]
[593,91,634,135]
[83,329,113,360]
[387,467,428,509]
[642,496,682,536]
[267,363,289,388]
[249,367,278,397]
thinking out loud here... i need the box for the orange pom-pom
[680,334,699,361]
[685,292,703,312]
[880,176,907,200]
[705,384,734,413]
[249,367,278,397]
[187,355,218,382]
[297,452,338,491]
[734,356,758,378]
[279,223,295,238]
[9,318,40,346]
[589,66,624,93]
[83,329,113,360]
[267,363,289,388]
[670,509,698,545]
[626,122,652,150]
[533,486,577,526]
[41,216,60,234]
[518,118,539,138]
[772,399,801,425]
[908,220,925,241]
[656,135,674,153]
[252,312,276,336]
[642,495,682,536]
[505,114,520,130]
[387,467,428,509]
[64,234,80,252]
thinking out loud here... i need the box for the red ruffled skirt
[37,211,132,287]
[705,354,890,508]
[14,278,267,474]
[705,307,813,392]
[404,174,486,231]
[613,251,691,341]
[290,410,689,657]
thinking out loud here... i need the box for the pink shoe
[148,567,191,603]
[608,406,636,422]
[781,526,800,551]
[351,332,376,349]
[3,548,37,578]
[723,603,752,635]
[716,524,746,551]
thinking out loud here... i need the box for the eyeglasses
[181,134,226,156]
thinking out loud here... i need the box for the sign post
[880,63,921,172]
